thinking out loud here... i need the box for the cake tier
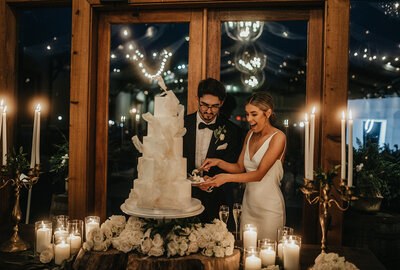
[154,90,179,117]
[142,136,183,158]
[138,157,187,182]
[128,178,192,210]
[147,116,184,137]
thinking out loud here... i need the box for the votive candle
[243,224,257,249]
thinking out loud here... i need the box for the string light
[130,48,173,79]
[381,2,400,18]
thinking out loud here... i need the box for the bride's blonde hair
[246,91,277,125]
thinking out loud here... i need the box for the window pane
[107,23,189,216]
[16,8,71,222]
[220,20,308,233]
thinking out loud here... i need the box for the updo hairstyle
[246,91,277,125]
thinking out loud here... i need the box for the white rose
[179,241,188,252]
[225,245,234,256]
[89,227,104,243]
[197,236,208,248]
[141,238,152,254]
[148,246,165,257]
[144,228,152,238]
[93,241,107,251]
[167,241,178,256]
[109,215,126,228]
[101,224,113,239]
[126,216,144,231]
[152,234,164,247]
[219,134,225,141]
[202,247,214,257]
[83,240,93,251]
[129,230,144,246]
[188,241,199,254]
[213,231,224,242]
[113,238,132,253]
[213,245,225,257]
[188,233,197,242]
[40,247,54,263]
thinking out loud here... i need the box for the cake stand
[120,198,204,219]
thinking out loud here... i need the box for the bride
[199,91,286,240]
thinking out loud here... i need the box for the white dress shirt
[195,112,216,169]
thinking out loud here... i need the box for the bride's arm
[200,131,286,188]
[200,131,251,174]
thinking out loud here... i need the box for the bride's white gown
[241,131,285,241]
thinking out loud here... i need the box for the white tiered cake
[121,78,203,218]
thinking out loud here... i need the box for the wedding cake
[122,77,195,213]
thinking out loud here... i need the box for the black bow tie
[198,122,217,130]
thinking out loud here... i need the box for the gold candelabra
[300,177,357,253]
[0,164,40,252]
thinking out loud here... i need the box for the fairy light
[130,48,172,79]
[381,2,400,17]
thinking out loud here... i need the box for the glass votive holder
[258,239,276,267]
[283,235,301,270]
[35,220,52,253]
[243,224,257,249]
[277,234,291,262]
[53,215,69,231]
[277,226,294,241]
[244,247,262,270]
[68,219,83,254]
[85,216,100,241]
[54,232,71,265]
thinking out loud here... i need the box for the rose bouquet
[311,252,358,270]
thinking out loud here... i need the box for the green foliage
[353,139,400,201]
[5,147,30,177]
[141,217,201,239]
[313,165,340,187]
[49,134,69,178]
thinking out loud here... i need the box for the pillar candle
[309,107,315,180]
[341,111,346,180]
[30,106,38,168]
[54,241,70,265]
[245,255,262,270]
[36,223,51,253]
[304,114,309,179]
[277,242,283,260]
[0,100,3,162]
[243,225,257,249]
[2,106,7,166]
[283,242,300,270]
[260,248,275,266]
[347,110,353,187]
[69,234,82,254]
[36,105,41,165]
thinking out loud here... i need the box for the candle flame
[312,106,316,114]
[349,110,352,120]
[342,111,345,120]
[305,113,308,122]
[0,100,3,106]
[41,221,45,228]
[36,104,41,112]
[3,106,6,113]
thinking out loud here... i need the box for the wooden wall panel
[321,0,350,247]
[0,1,17,225]
[69,0,96,220]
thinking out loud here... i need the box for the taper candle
[36,105,41,165]
[341,111,346,180]
[309,107,315,180]
[348,110,353,186]
[2,106,7,166]
[30,105,38,168]
[304,114,309,179]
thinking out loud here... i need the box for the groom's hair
[197,78,226,101]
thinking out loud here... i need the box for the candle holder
[258,239,276,267]
[0,147,40,252]
[54,231,71,265]
[243,224,258,249]
[53,215,69,231]
[300,166,357,253]
[283,235,301,270]
[85,216,100,241]
[35,220,52,253]
[243,247,262,270]
[68,219,83,254]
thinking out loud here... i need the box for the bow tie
[198,122,217,130]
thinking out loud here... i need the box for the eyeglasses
[199,102,221,111]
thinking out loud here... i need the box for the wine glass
[233,203,242,240]
[219,205,229,224]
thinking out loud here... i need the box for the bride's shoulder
[271,129,286,141]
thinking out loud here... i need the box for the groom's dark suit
[183,112,243,226]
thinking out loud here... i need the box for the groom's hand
[199,158,220,172]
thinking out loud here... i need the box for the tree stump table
[73,248,240,270]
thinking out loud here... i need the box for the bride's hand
[199,174,230,190]
[199,158,220,172]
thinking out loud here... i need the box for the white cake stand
[120,198,204,219]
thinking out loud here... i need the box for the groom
[183,78,243,227]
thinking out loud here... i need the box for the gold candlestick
[0,148,40,252]
[300,169,357,253]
